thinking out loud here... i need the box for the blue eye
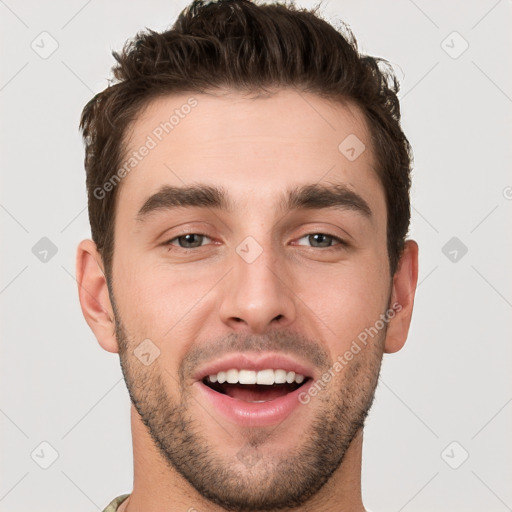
[163,232,346,251]
[165,233,211,249]
[296,233,345,248]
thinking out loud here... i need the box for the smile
[193,353,315,427]
[203,368,308,402]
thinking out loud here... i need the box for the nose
[219,240,297,334]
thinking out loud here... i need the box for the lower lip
[195,380,313,427]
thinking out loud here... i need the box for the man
[76,0,418,510]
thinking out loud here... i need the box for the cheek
[293,259,390,347]
[112,253,169,336]
[114,254,217,338]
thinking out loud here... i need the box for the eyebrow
[136,182,372,221]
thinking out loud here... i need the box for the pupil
[180,234,202,248]
[310,233,330,247]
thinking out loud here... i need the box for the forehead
[116,89,384,218]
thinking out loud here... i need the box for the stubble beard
[115,306,385,511]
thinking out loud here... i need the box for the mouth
[202,369,311,403]
[193,354,315,427]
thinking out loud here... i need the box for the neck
[120,405,366,512]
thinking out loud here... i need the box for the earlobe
[76,239,119,354]
[384,240,419,354]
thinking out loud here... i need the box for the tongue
[222,383,295,402]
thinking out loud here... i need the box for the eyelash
[163,232,348,251]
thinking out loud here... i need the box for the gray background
[1,0,511,510]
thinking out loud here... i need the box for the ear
[76,239,119,354]
[384,240,419,354]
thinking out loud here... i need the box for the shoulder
[102,494,131,512]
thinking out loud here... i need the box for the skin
[76,89,418,512]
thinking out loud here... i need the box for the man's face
[111,89,391,510]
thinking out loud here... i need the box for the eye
[295,233,346,249]
[165,233,212,249]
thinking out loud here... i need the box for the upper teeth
[208,369,305,385]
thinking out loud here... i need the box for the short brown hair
[80,0,412,279]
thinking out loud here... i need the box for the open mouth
[202,370,311,403]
